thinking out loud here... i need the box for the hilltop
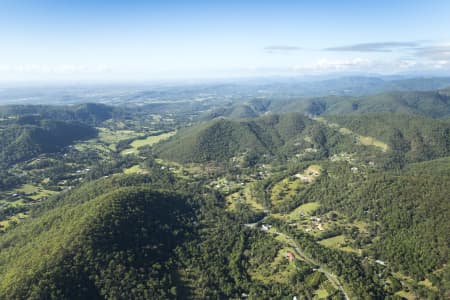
[155,113,368,163]
[0,118,97,168]
[207,88,450,120]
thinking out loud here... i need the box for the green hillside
[1,84,450,299]
[0,185,195,299]
[304,160,450,284]
[218,88,450,120]
[0,119,97,168]
[155,113,367,163]
[0,172,345,299]
[279,90,450,118]
[325,113,450,165]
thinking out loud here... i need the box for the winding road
[245,217,350,300]
[273,230,350,300]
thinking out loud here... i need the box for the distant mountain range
[205,87,450,120]
[2,76,450,105]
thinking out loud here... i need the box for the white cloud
[312,58,371,71]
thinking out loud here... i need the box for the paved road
[244,217,351,300]
[268,228,351,300]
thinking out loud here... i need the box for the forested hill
[155,113,368,163]
[207,88,450,120]
[0,184,196,299]
[296,89,450,118]
[0,103,114,125]
[0,171,363,299]
[0,118,97,167]
[325,113,450,164]
[303,159,450,285]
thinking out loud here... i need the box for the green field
[319,235,346,248]
[395,290,416,300]
[121,131,176,155]
[123,165,146,174]
[358,135,389,152]
[97,128,144,144]
[319,235,360,254]
[270,165,321,208]
[314,118,389,152]
[315,288,329,299]
[16,184,39,194]
[287,202,321,220]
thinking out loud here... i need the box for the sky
[0,0,449,82]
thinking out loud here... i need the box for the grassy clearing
[270,165,321,208]
[74,142,111,154]
[0,213,27,231]
[315,288,329,299]
[358,135,389,152]
[338,127,352,135]
[319,235,360,254]
[97,128,143,144]
[243,190,265,211]
[131,131,176,148]
[226,184,265,212]
[11,184,56,200]
[30,189,57,200]
[121,131,176,155]
[419,278,436,290]
[0,220,9,229]
[395,290,416,300]
[16,184,39,194]
[123,165,146,174]
[270,177,300,206]
[353,220,370,233]
[319,235,346,248]
[307,164,321,174]
[340,246,360,254]
[287,202,320,220]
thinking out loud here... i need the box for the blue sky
[0,0,449,81]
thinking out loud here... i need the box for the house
[351,167,358,172]
[287,252,295,262]
[310,216,321,222]
[375,260,387,267]
[261,224,272,231]
[294,174,311,183]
